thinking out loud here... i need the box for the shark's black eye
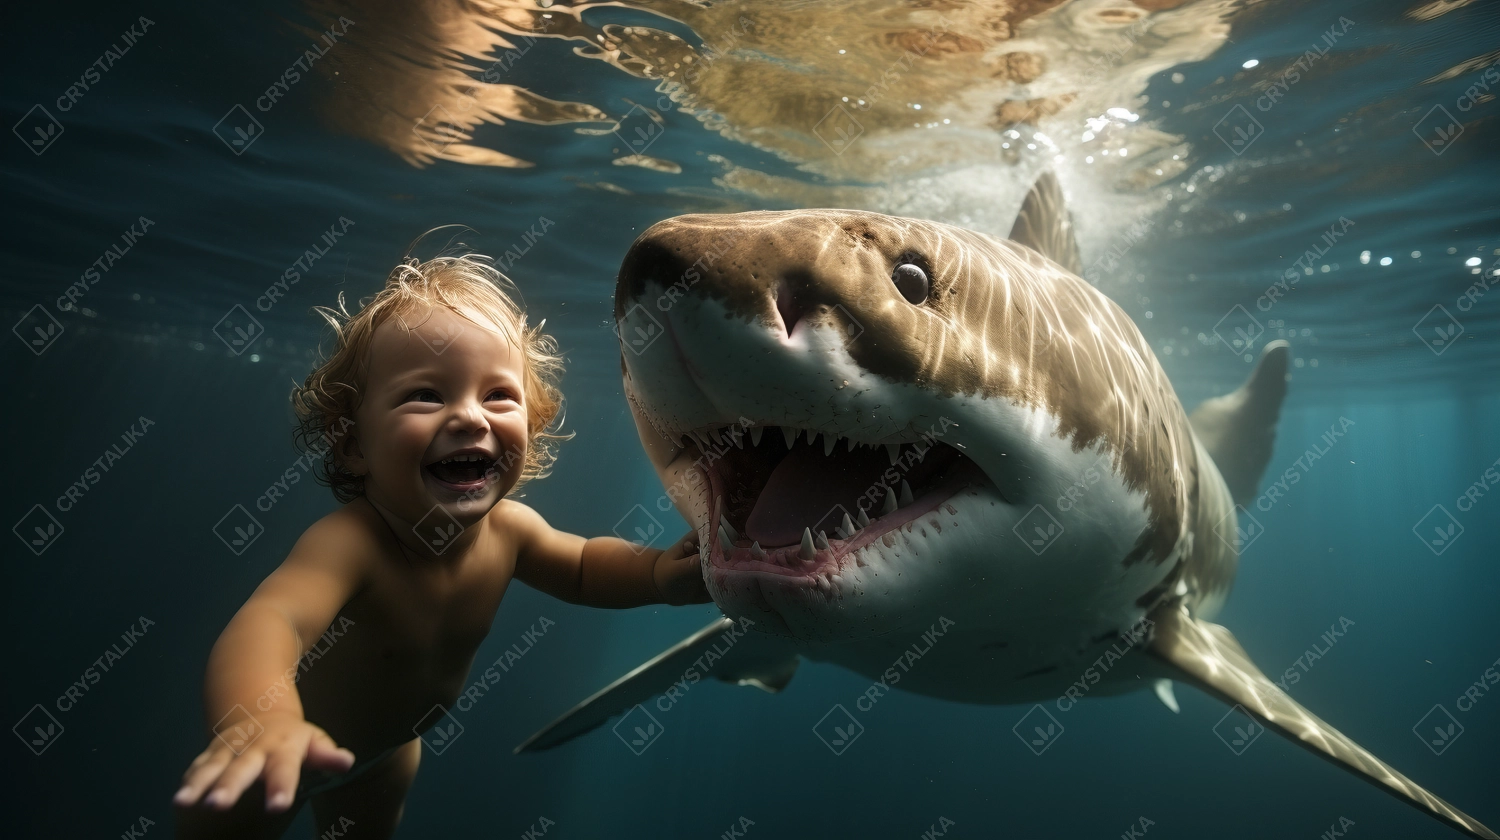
[892,261,929,304]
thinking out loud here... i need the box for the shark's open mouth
[691,425,987,580]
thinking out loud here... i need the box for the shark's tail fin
[1148,605,1497,838]
[1189,340,1290,505]
[1009,170,1082,276]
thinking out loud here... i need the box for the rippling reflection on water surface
[290,0,1499,395]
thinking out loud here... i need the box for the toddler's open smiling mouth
[424,448,498,493]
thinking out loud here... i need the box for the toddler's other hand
[173,712,355,813]
[654,531,713,605]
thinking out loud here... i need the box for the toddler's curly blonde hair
[291,251,567,502]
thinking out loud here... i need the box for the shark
[516,174,1495,839]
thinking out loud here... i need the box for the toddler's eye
[487,389,518,403]
[407,389,442,404]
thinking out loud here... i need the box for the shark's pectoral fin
[513,617,798,753]
[1147,605,1496,839]
[1189,340,1290,506]
[1008,170,1082,276]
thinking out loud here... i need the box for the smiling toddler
[173,251,707,839]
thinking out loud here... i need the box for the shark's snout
[615,211,919,350]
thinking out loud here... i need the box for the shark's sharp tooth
[718,528,734,552]
[824,434,836,456]
[800,528,815,560]
[856,509,870,528]
[815,531,831,550]
[882,487,898,515]
[900,479,915,506]
[847,437,857,452]
[842,512,857,536]
[886,443,901,465]
[719,515,738,543]
[710,428,724,445]
[750,541,767,560]
[806,428,818,445]
[782,426,797,448]
[731,429,744,449]
[714,496,724,526]
[750,426,763,446]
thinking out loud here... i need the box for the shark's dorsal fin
[1189,340,1290,505]
[1147,604,1497,839]
[513,617,798,753]
[1009,170,1082,276]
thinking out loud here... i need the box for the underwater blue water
[3,0,1498,837]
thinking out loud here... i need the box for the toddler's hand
[654,530,713,605]
[173,712,355,813]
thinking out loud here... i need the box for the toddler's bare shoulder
[293,500,388,563]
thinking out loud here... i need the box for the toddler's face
[346,305,529,532]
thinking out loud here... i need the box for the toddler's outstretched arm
[504,501,711,607]
[174,511,371,813]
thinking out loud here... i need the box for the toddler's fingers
[203,750,268,810]
[174,749,232,806]
[261,735,308,813]
[305,729,355,772]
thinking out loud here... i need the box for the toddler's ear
[334,434,368,476]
